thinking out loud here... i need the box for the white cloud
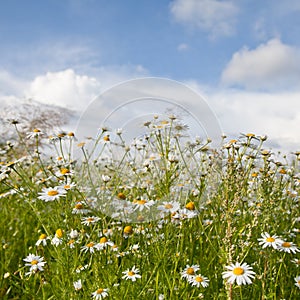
[177,43,189,52]
[221,39,300,90]
[170,0,238,38]
[207,89,300,152]
[25,69,101,112]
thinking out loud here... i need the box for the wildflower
[258,232,283,249]
[27,128,43,139]
[92,288,109,299]
[55,168,74,177]
[51,228,64,246]
[222,262,255,285]
[73,279,82,291]
[81,216,100,226]
[76,264,88,273]
[72,202,90,214]
[61,181,76,190]
[157,201,180,214]
[69,229,79,239]
[38,186,66,202]
[67,239,77,248]
[81,242,96,253]
[102,174,111,182]
[295,276,300,289]
[95,237,114,250]
[185,201,195,210]
[122,266,141,281]
[278,241,300,254]
[23,254,46,276]
[133,199,155,211]
[188,274,209,288]
[123,225,133,237]
[35,233,48,247]
[181,265,200,280]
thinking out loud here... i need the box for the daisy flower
[38,186,66,202]
[72,202,90,214]
[27,128,43,139]
[278,241,300,254]
[258,232,283,249]
[55,167,74,177]
[222,262,256,285]
[295,276,300,289]
[133,199,155,211]
[92,288,109,299]
[51,228,64,246]
[122,266,141,281]
[95,237,114,250]
[188,274,209,288]
[81,216,100,226]
[157,201,180,214]
[81,242,97,254]
[23,254,46,276]
[181,265,200,280]
[73,279,82,291]
[35,233,49,247]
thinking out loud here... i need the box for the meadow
[0,116,299,299]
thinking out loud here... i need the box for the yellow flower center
[103,135,110,142]
[186,202,195,210]
[60,168,70,175]
[87,217,95,222]
[64,185,71,189]
[233,267,244,275]
[99,237,108,244]
[282,242,291,248]
[128,271,135,276]
[68,239,75,245]
[47,190,58,196]
[195,276,203,283]
[186,267,195,275]
[33,129,40,133]
[137,199,147,205]
[39,234,47,240]
[96,288,104,294]
[117,192,126,199]
[87,242,94,248]
[246,133,255,137]
[56,229,63,238]
[124,226,133,234]
[266,237,275,243]
[31,260,38,265]
[75,203,83,209]
[165,203,173,209]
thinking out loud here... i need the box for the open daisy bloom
[188,274,209,288]
[222,262,256,285]
[258,232,283,249]
[181,264,200,280]
[122,266,141,281]
[92,288,109,299]
[278,241,300,254]
[23,254,46,276]
[38,186,67,202]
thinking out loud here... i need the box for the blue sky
[1,0,300,151]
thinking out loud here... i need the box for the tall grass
[0,116,299,299]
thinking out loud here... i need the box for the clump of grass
[0,116,299,299]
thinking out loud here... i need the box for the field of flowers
[0,116,299,299]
